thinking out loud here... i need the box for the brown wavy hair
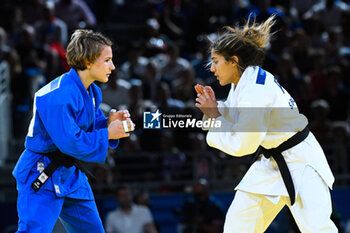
[66,29,113,70]
[210,15,276,72]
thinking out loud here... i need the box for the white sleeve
[202,84,236,131]
[206,86,271,157]
[201,100,234,131]
[207,110,269,156]
[218,83,236,123]
[217,100,234,123]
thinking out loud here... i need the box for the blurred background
[0,0,349,232]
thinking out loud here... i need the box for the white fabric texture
[223,166,337,233]
[204,66,337,232]
[205,66,334,199]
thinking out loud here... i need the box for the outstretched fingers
[204,86,216,101]
[194,84,205,95]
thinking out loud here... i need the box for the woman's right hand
[107,109,130,126]
[195,84,215,99]
[194,84,221,118]
[107,118,134,139]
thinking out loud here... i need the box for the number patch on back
[289,98,295,109]
[274,78,295,109]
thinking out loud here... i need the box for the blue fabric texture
[13,68,117,232]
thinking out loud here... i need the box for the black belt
[31,151,93,192]
[255,126,309,205]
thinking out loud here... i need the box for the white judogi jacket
[205,66,334,203]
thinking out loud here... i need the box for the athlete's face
[210,51,240,86]
[88,46,115,83]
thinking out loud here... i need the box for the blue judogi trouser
[16,180,104,233]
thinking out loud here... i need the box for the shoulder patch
[36,75,63,97]
[255,67,266,85]
[50,76,62,90]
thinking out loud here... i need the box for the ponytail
[210,15,276,71]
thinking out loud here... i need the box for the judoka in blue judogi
[12,29,132,233]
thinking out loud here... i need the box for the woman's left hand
[194,85,221,118]
[107,109,130,126]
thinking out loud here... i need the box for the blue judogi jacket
[13,68,118,200]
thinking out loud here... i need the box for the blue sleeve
[95,108,119,149]
[36,95,108,163]
[95,108,108,129]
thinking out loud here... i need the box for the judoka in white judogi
[204,66,337,232]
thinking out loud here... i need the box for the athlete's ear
[231,56,239,64]
[85,61,91,70]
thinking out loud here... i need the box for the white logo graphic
[143,110,162,129]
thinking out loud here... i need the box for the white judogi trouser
[223,166,338,233]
